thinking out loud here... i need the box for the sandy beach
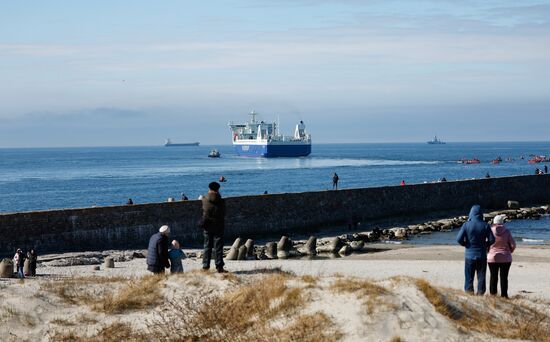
[2,244,549,341]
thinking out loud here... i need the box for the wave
[520,238,546,244]
[0,158,441,182]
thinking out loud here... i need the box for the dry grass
[331,278,392,314]
[43,275,165,313]
[94,274,164,313]
[278,312,343,342]
[48,322,147,342]
[145,272,329,341]
[416,279,550,341]
[390,337,403,342]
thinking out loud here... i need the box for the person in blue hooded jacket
[457,205,495,294]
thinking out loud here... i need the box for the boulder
[265,242,278,259]
[104,257,115,269]
[244,239,255,259]
[237,245,248,260]
[304,236,317,255]
[393,228,407,239]
[0,258,14,278]
[231,238,243,249]
[92,265,100,271]
[350,240,364,251]
[338,245,352,256]
[507,201,520,209]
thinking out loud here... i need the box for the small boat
[459,158,481,164]
[208,149,221,158]
[491,156,502,165]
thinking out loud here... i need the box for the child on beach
[168,240,186,274]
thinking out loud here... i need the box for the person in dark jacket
[147,225,171,274]
[456,205,495,294]
[201,182,227,273]
[27,249,38,276]
[332,173,339,190]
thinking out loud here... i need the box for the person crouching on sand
[488,215,516,298]
[456,205,495,295]
[168,240,185,274]
[146,225,171,274]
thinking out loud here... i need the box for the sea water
[1,142,549,240]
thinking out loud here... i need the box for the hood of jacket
[468,205,483,221]
[491,224,508,236]
[205,191,222,203]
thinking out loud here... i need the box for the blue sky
[1,0,549,147]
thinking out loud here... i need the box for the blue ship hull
[234,144,311,157]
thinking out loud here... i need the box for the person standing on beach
[456,205,495,295]
[201,182,227,273]
[332,173,339,190]
[27,249,37,277]
[146,225,171,274]
[168,240,185,274]
[488,215,516,298]
[13,248,26,279]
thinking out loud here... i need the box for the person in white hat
[487,215,516,298]
[146,225,171,274]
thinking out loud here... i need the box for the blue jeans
[17,266,25,279]
[464,258,486,294]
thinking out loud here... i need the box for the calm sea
[1,142,549,242]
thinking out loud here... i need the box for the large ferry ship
[229,111,311,157]
[164,139,200,147]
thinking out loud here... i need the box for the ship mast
[249,110,258,124]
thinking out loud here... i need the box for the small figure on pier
[332,173,339,190]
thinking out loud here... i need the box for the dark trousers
[203,231,224,270]
[464,258,487,294]
[488,262,511,298]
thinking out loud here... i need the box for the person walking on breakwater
[13,248,26,279]
[200,182,227,273]
[545,165,548,174]
[456,205,495,295]
[27,249,37,277]
[168,240,185,274]
[146,225,171,274]
[332,173,339,190]
[488,215,516,298]
[400,180,406,186]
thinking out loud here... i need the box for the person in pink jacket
[487,215,516,298]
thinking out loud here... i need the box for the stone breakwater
[0,174,549,256]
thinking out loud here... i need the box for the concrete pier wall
[1,175,549,255]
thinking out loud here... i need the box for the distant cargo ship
[427,135,445,144]
[164,139,200,147]
[228,111,311,157]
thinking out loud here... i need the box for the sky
[0,0,549,147]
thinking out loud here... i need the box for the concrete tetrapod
[317,237,344,254]
[339,245,352,256]
[0,258,14,278]
[237,245,248,261]
[104,257,115,269]
[225,238,242,260]
[244,239,255,259]
[23,259,30,276]
[277,236,292,259]
[349,240,365,252]
[265,242,277,259]
[304,236,317,255]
